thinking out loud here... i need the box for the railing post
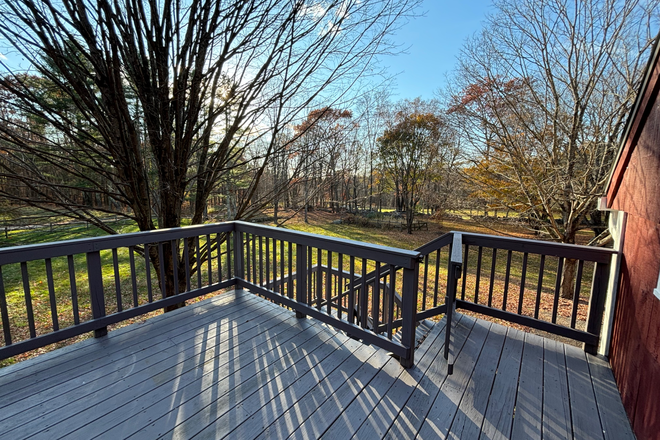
[86,250,107,338]
[399,258,420,368]
[445,233,463,375]
[233,229,244,280]
[585,260,610,354]
[296,244,308,319]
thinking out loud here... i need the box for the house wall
[609,88,660,440]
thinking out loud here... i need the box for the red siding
[608,46,660,440]
[609,214,660,439]
[608,52,660,207]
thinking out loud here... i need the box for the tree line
[0,0,658,301]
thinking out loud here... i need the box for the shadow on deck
[0,289,633,439]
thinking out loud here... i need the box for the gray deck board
[587,354,635,440]
[0,290,253,406]
[543,338,573,440]
[565,344,604,440]
[416,317,491,439]
[24,303,307,439]
[106,318,332,439]
[252,342,376,440]
[479,326,524,440]
[0,289,635,440]
[349,319,447,439]
[510,332,544,440]
[383,314,473,440]
[319,354,404,439]
[1,299,286,433]
[449,322,507,439]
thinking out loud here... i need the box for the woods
[0,0,658,301]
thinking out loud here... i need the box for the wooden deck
[0,289,633,440]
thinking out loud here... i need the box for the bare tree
[0,0,418,304]
[378,98,457,234]
[446,0,658,297]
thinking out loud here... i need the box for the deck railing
[0,223,237,361]
[232,222,421,367]
[0,222,616,367]
[415,231,616,354]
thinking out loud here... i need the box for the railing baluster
[67,255,80,325]
[326,251,333,315]
[158,243,167,299]
[205,235,212,286]
[129,246,138,307]
[145,244,153,303]
[183,238,191,291]
[45,258,59,332]
[112,248,122,312]
[0,266,11,345]
[265,237,270,290]
[433,249,440,308]
[371,261,380,330]
[387,265,396,340]
[295,244,307,319]
[316,248,322,309]
[503,250,512,311]
[488,248,497,307]
[86,251,107,338]
[233,232,244,280]
[245,234,251,282]
[570,260,585,328]
[287,242,293,299]
[338,253,344,321]
[259,236,264,287]
[272,238,278,291]
[461,245,469,300]
[171,240,179,295]
[308,245,313,305]
[20,262,36,338]
[280,240,285,296]
[552,257,564,323]
[349,256,356,324]
[475,246,483,304]
[226,232,232,279]
[422,254,429,311]
[518,252,528,315]
[534,255,545,319]
[195,236,202,289]
[252,233,257,283]
[360,258,368,328]
[216,234,222,281]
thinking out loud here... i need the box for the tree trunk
[560,258,577,300]
[560,224,579,299]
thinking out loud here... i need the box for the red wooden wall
[607,44,660,440]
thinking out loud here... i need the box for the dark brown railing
[0,223,236,361]
[415,231,615,354]
[0,222,616,368]
[0,222,421,367]
[232,222,420,367]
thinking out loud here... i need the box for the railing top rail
[457,231,616,263]
[415,232,453,255]
[0,222,234,265]
[234,221,421,269]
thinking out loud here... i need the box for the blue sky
[382,0,494,100]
